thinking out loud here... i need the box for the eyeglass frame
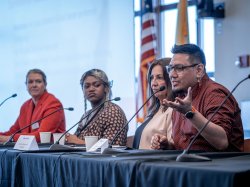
[166,63,200,74]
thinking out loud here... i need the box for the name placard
[88,138,109,153]
[14,135,39,151]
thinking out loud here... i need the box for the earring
[197,76,202,86]
[84,97,87,113]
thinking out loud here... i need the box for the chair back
[126,136,134,148]
[244,139,250,152]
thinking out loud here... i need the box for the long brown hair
[147,58,173,117]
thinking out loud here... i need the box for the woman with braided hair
[66,69,128,146]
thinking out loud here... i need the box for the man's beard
[172,88,187,98]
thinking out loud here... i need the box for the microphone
[176,74,250,162]
[3,107,74,145]
[49,97,121,150]
[0,93,17,108]
[102,86,166,154]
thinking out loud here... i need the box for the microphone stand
[0,94,17,108]
[3,107,74,146]
[176,74,250,162]
[49,97,121,150]
[102,86,166,154]
[48,118,86,150]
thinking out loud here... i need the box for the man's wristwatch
[184,106,196,119]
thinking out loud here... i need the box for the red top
[172,74,244,152]
[0,91,66,142]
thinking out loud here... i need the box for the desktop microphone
[176,74,250,162]
[0,93,17,108]
[3,107,74,145]
[49,97,121,150]
[102,86,166,154]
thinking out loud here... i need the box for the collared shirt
[172,74,244,152]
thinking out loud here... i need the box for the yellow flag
[175,0,189,45]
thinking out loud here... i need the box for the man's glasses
[166,64,199,74]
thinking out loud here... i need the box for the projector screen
[0,0,136,135]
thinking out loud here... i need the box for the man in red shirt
[151,44,243,152]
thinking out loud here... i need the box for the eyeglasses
[166,64,199,74]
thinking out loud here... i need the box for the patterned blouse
[74,102,128,146]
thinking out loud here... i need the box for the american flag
[136,0,157,123]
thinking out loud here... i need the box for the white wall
[0,0,136,135]
[214,0,250,131]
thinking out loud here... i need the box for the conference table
[1,145,250,187]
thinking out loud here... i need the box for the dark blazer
[132,116,153,149]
